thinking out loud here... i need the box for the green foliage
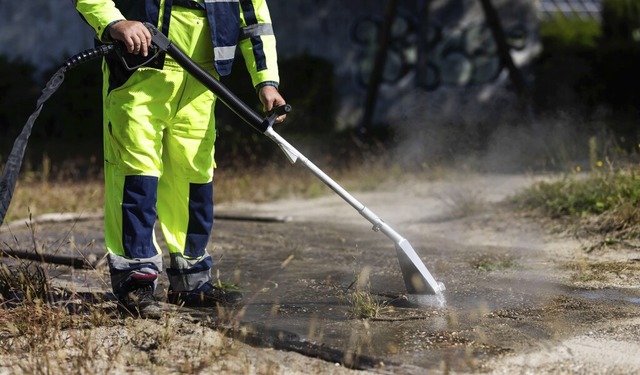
[539,16,601,50]
[513,170,640,246]
[513,170,640,218]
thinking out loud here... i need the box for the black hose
[0,44,115,226]
[64,44,114,70]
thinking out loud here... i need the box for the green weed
[511,168,640,239]
[344,268,389,320]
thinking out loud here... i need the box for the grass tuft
[344,269,390,320]
[511,167,640,240]
[0,263,49,305]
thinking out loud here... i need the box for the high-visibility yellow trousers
[102,7,219,297]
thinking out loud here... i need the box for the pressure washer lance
[0,44,114,226]
[139,23,445,299]
[0,28,445,301]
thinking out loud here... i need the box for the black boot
[118,273,163,319]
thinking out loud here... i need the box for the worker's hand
[109,20,152,57]
[258,85,287,123]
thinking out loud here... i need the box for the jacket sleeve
[74,0,126,42]
[238,0,280,89]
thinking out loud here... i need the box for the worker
[74,0,286,318]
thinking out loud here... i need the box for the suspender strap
[203,0,240,76]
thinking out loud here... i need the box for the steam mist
[384,83,605,174]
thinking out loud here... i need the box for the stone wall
[267,0,541,130]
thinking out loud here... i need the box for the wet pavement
[2,178,640,373]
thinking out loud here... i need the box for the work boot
[118,274,163,319]
[167,282,243,307]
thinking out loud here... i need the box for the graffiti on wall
[351,11,528,91]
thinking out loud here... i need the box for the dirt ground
[1,172,639,374]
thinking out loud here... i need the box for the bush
[539,16,601,51]
[513,169,640,218]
